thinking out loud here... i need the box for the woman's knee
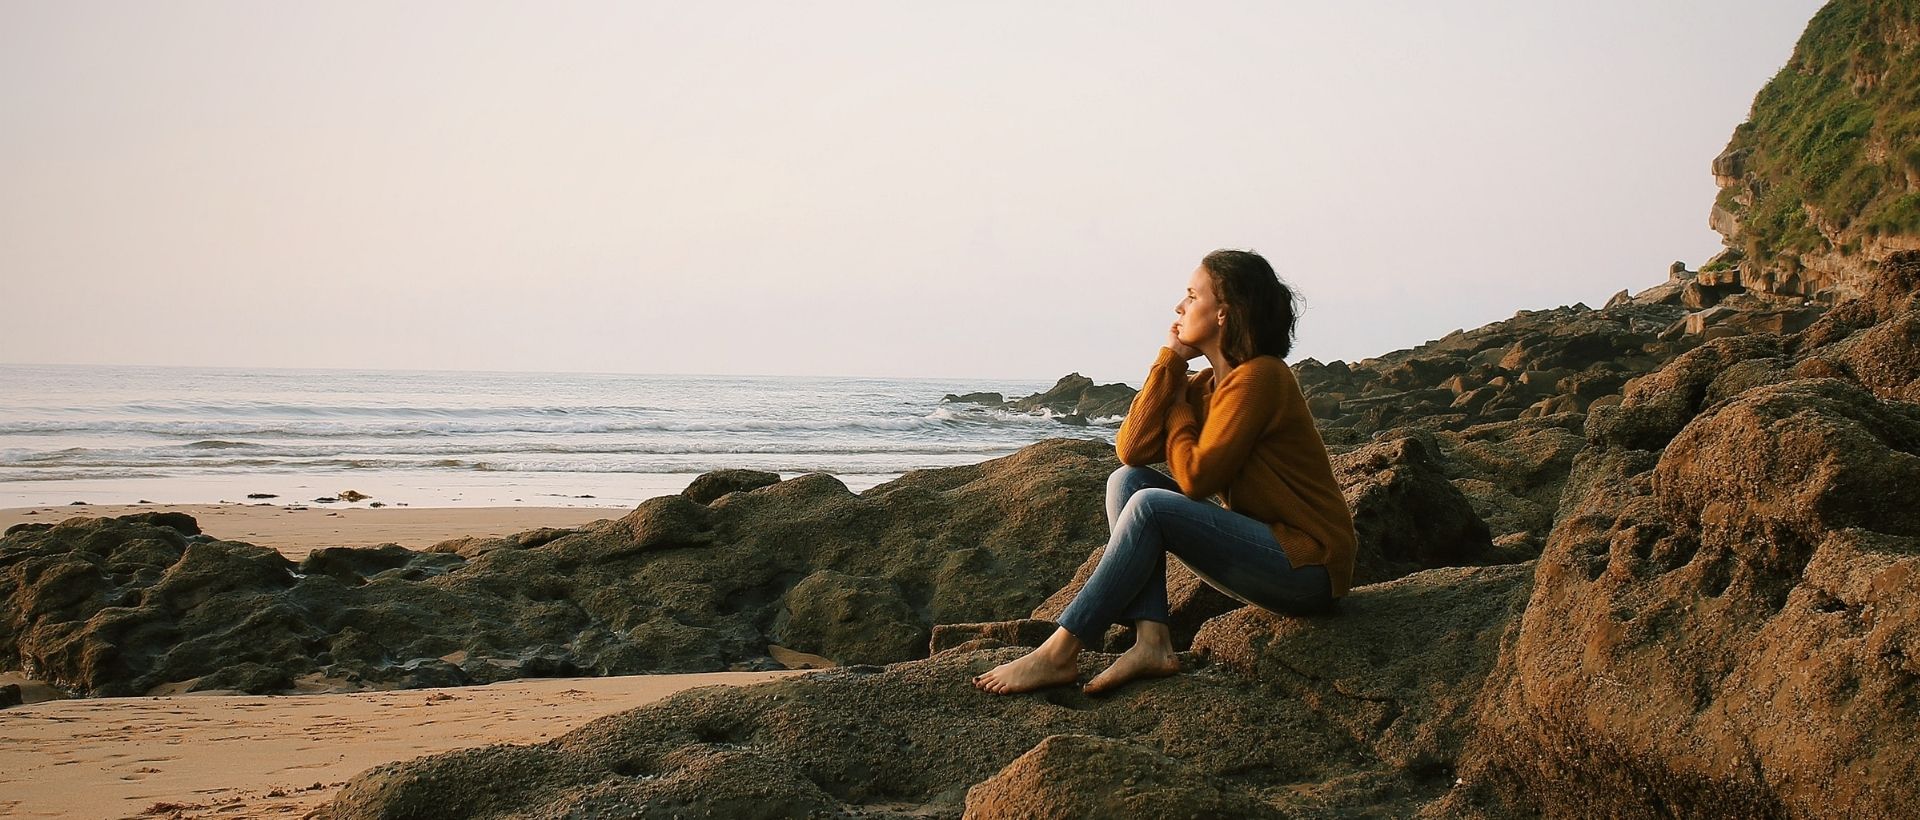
[1107,464,1158,492]
[1119,487,1185,522]
[1109,465,1179,500]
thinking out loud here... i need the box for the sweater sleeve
[1166,365,1281,501]
[1114,347,1191,467]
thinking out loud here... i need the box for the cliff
[1709,0,1920,302]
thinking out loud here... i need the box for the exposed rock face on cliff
[0,440,1119,696]
[1706,0,1920,303]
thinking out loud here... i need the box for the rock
[1332,433,1495,585]
[680,469,782,505]
[246,493,278,499]
[1804,303,1920,402]
[943,391,1005,406]
[0,683,20,709]
[962,734,1282,819]
[929,618,1060,655]
[1459,373,1920,816]
[769,570,925,664]
[337,490,370,502]
[1193,563,1534,777]
[951,374,1139,423]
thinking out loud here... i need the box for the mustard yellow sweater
[1115,346,1358,597]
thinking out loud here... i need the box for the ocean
[0,364,1119,508]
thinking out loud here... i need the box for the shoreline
[0,503,626,560]
[0,469,909,512]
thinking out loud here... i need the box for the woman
[973,249,1358,696]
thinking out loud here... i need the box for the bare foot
[972,649,1079,695]
[1082,645,1180,695]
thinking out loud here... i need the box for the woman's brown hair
[1201,248,1298,369]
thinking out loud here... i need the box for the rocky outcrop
[321,562,1533,819]
[944,373,1137,425]
[1452,310,1920,817]
[1295,301,1703,439]
[1332,432,1495,585]
[0,439,1121,696]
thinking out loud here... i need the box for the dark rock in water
[679,468,781,505]
[337,490,370,502]
[67,501,86,506]
[941,390,1004,406]
[0,438,1118,696]
[946,374,1138,425]
[246,493,278,499]
[313,497,338,504]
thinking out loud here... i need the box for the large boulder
[1457,375,1920,817]
[769,570,925,664]
[1333,433,1496,585]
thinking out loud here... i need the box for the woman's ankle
[1037,626,1085,663]
[1131,621,1175,655]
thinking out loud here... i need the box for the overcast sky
[1,1,1828,384]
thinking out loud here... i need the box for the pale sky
[1,1,1828,384]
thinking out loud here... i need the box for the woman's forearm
[1114,347,1190,466]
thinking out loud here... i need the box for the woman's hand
[1166,322,1201,362]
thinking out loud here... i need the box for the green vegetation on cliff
[1723,0,1920,265]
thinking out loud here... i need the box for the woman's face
[1174,265,1225,348]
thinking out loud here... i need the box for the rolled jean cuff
[1054,610,1103,646]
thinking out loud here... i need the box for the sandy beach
[0,503,813,818]
[0,503,623,561]
[0,670,808,819]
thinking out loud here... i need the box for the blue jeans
[1056,465,1334,644]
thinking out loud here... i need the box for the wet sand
[0,503,622,561]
